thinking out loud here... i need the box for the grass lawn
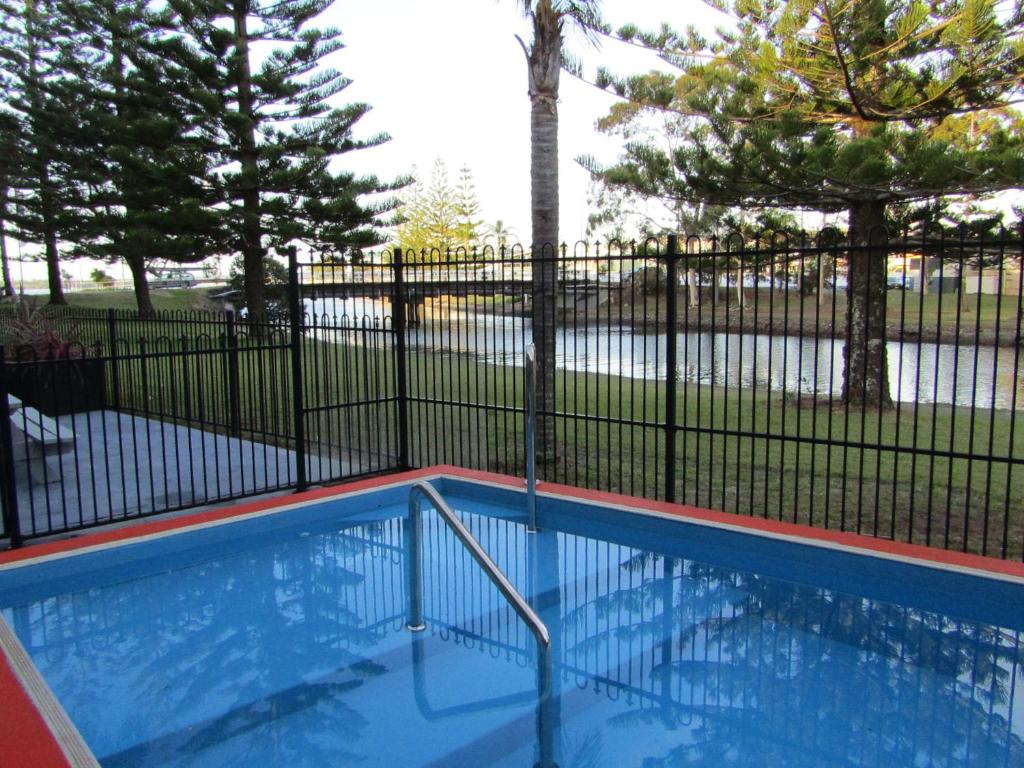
[18,307,1021,560]
[64,288,213,312]
[611,287,1022,345]
[400,348,1023,559]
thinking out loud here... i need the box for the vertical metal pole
[225,310,241,438]
[0,353,22,548]
[664,235,679,504]
[406,494,425,631]
[106,308,121,410]
[525,342,537,531]
[287,246,307,492]
[392,247,410,470]
[536,642,555,768]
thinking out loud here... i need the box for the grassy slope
[64,288,212,312]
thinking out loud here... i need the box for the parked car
[152,270,197,289]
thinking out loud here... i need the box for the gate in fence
[290,248,406,487]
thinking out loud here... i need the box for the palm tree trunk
[527,0,561,465]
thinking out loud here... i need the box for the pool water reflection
[1,481,1021,767]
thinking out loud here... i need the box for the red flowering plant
[0,300,85,362]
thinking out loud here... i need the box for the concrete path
[8,410,364,538]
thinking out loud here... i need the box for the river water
[306,298,1023,411]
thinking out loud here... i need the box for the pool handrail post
[405,481,555,766]
[405,489,426,631]
[525,342,538,532]
[286,245,307,492]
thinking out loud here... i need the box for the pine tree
[164,0,403,318]
[394,159,484,259]
[0,0,94,305]
[453,165,484,246]
[588,1,1024,406]
[62,0,227,316]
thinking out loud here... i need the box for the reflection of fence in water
[8,509,1023,762]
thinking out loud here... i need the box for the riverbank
[463,287,1023,347]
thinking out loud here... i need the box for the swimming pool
[2,467,1022,767]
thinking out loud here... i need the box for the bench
[8,395,77,484]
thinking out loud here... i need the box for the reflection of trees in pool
[563,550,1024,767]
[15,522,402,766]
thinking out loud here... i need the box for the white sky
[332,0,722,243]
[9,1,721,283]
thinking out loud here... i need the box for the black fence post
[287,246,307,491]
[664,235,679,504]
[0,353,23,547]
[225,310,241,438]
[106,308,121,410]
[392,246,410,470]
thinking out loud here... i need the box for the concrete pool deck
[8,409,355,538]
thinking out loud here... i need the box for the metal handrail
[405,481,549,647]
[405,480,555,767]
[525,343,537,531]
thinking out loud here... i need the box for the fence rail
[0,227,1021,558]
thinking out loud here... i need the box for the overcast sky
[331,0,723,243]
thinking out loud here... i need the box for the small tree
[394,159,484,259]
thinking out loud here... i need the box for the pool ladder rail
[525,342,537,532]
[405,481,556,768]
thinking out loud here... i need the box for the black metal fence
[381,227,1023,560]
[1,226,1022,558]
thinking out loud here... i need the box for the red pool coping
[2,465,1022,766]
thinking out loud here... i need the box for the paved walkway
[9,410,355,538]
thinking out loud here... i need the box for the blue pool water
[1,478,1022,767]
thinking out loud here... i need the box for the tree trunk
[127,254,155,317]
[527,0,561,465]
[0,191,14,297]
[43,220,65,305]
[843,200,890,407]
[232,1,265,322]
[687,267,698,307]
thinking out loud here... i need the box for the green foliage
[163,1,405,268]
[0,1,406,316]
[89,268,113,286]
[60,2,227,281]
[0,0,97,303]
[227,254,289,321]
[587,1,1024,222]
[394,159,484,259]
